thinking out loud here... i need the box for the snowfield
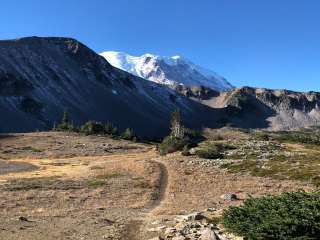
[100,51,233,92]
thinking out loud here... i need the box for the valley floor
[0,132,313,240]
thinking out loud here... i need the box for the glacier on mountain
[100,51,233,92]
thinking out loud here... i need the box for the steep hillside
[0,37,221,137]
[100,52,233,92]
[202,87,320,130]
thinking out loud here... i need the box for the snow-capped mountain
[100,51,233,92]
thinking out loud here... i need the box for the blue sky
[0,0,319,91]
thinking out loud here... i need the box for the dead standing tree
[170,109,184,139]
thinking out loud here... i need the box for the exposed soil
[0,132,314,240]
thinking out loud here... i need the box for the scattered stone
[151,210,242,240]
[220,193,238,201]
[207,207,216,212]
[201,228,217,240]
[18,216,29,222]
[185,212,206,221]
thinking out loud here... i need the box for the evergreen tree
[122,128,135,140]
[54,110,76,131]
[62,110,70,126]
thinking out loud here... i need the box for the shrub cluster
[158,136,193,155]
[158,110,203,155]
[275,131,320,145]
[222,191,320,240]
[195,143,235,159]
[53,111,77,132]
[80,121,136,140]
[53,111,137,141]
[253,129,320,145]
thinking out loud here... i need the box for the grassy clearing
[222,156,320,185]
[216,128,320,186]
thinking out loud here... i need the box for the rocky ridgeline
[148,209,242,240]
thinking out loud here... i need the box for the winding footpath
[124,157,170,240]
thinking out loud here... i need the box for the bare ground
[0,132,314,240]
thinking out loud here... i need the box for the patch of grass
[95,172,123,180]
[88,172,123,188]
[87,179,107,188]
[20,146,43,152]
[2,149,13,154]
[4,176,83,191]
[41,162,69,166]
[254,129,320,145]
[253,131,271,141]
[195,147,223,159]
[133,180,152,189]
[195,142,236,159]
[158,136,192,155]
[89,165,104,170]
[222,191,320,240]
[221,152,320,186]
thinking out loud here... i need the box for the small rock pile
[149,210,242,240]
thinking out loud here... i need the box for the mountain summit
[100,51,233,92]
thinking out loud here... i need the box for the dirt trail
[147,159,169,211]
[123,158,170,240]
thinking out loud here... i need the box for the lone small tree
[62,110,70,126]
[170,109,184,139]
[54,110,76,131]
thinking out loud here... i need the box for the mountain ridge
[100,51,233,92]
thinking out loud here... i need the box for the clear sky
[0,0,319,92]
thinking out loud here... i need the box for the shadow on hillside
[182,93,277,132]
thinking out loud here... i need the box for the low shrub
[275,131,320,145]
[121,128,136,141]
[54,123,77,132]
[104,122,118,136]
[222,191,320,240]
[53,110,78,132]
[80,121,105,135]
[181,145,191,156]
[195,147,223,159]
[158,136,190,155]
[195,143,235,159]
[253,131,271,141]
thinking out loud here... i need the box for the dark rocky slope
[202,87,320,130]
[0,37,222,137]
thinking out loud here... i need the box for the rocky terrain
[201,87,320,130]
[0,130,315,240]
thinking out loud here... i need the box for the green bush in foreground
[222,191,320,240]
[158,136,191,155]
